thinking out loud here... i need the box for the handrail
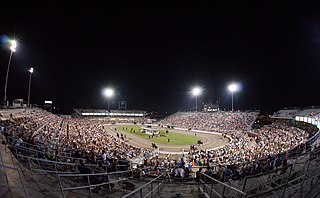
[18,154,76,166]
[201,173,247,195]
[58,169,131,177]
[122,173,164,198]
[9,144,84,162]
[58,169,133,198]
[0,162,29,198]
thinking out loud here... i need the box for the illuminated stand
[44,100,53,112]
[140,124,159,135]
[295,116,320,129]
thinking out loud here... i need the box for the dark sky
[1,2,320,114]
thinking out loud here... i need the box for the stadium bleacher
[0,107,320,197]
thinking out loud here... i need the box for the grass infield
[116,125,200,145]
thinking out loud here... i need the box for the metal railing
[241,164,293,198]
[122,173,164,198]
[238,147,320,198]
[15,153,121,178]
[199,172,247,198]
[0,134,29,198]
[17,154,78,178]
[58,169,133,198]
[9,144,84,163]
[0,164,29,198]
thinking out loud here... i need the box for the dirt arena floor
[106,125,230,154]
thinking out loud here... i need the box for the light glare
[228,83,238,92]
[9,39,17,52]
[29,67,34,73]
[103,88,114,97]
[192,87,201,96]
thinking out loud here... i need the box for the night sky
[1,2,320,114]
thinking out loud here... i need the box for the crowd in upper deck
[158,111,259,131]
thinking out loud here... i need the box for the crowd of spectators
[271,107,320,119]
[158,111,259,131]
[1,109,153,173]
[57,117,153,163]
[145,114,310,182]
[4,110,63,149]
[0,108,317,183]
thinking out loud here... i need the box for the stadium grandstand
[73,108,146,117]
[0,107,320,198]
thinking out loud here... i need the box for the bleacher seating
[1,107,320,198]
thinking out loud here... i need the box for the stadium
[2,3,320,198]
[0,105,320,198]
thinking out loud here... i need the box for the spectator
[273,154,282,170]
[195,167,202,182]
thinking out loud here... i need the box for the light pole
[228,83,238,112]
[27,67,34,108]
[103,88,114,112]
[4,39,17,107]
[192,87,202,112]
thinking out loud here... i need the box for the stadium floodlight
[9,40,17,52]
[228,83,239,112]
[3,39,18,107]
[27,67,34,108]
[103,88,114,111]
[192,87,202,112]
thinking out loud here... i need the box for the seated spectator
[261,159,272,172]
[273,154,282,170]
[176,166,185,178]
[78,160,91,174]
[195,167,202,182]
[224,165,233,182]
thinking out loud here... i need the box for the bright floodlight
[228,83,239,112]
[228,83,238,93]
[29,67,34,73]
[103,88,114,98]
[192,87,201,96]
[9,40,17,52]
[192,87,202,112]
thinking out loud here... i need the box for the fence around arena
[122,173,164,198]
[58,169,133,198]
[199,172,247,198]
